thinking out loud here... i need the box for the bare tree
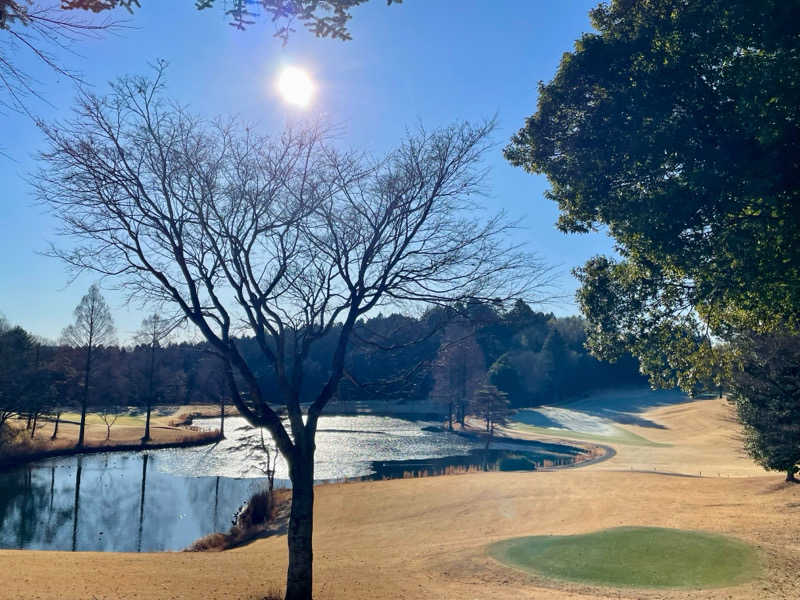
[0,1,131,116]
[133,313,179,442]
[60,284,115,447]
[98,402,120,440]
[37,67,547,600]
[432,320,485,430]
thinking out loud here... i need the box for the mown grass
[509,416,667,447]
[489,527,760,589]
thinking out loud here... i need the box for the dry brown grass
[1,397,797,600]
[186,489,291,552]
[0,414,220,468]
[168,404,240,427]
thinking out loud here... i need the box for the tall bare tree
[60,284,115,447]
[37,67,546,600]
[432,320,485,430]
[133,313,179,442]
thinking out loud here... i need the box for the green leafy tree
[505,0,800,392]
[487,353,523,405]
[0,321,34,435]
[728,332,800,482]
[540,327,567,402]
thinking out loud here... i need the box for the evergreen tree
[471,384,511,449]
[729,332,800,482]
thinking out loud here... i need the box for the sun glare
[277,66,315,108]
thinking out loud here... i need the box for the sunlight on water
[157,415,480,482]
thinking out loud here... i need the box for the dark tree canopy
[728,332,800,482]
[505,0,800,390]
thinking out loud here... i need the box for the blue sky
[0,0,613,341]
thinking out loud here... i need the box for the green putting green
[489,527,761,588]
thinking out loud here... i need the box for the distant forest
[0,300,645,420]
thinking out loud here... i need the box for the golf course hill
[1,389,797,600]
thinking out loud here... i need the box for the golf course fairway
[489,526,761,588]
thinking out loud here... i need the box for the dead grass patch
[186,488,291,552]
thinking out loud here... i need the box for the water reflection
[0,453,262,552]
[0,415,583,552]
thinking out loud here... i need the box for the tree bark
[142,401,152,442]
[51,412,60,440]
[219,394,225,439]
[285,455,315,600]
[142,342,155,442]
[787,468,798,483]
[78,344,92,447]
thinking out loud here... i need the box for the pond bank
[0,418,221,472]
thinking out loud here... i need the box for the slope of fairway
[489,527,761,588]
[508,388,689,447]
[505,390,767,477]
[512,410,662,446]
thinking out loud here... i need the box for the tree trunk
[142,400,152,442]
[78,344,92,447]
[219,395,225,439]
[787,468,798,483]
[51,412,60,440]
[285,456,315,600]
[30,413,38,438]
[143,342,155,442]
[447,400,453,431]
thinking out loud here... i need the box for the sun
[277,66,315,108]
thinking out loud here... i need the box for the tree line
[0,291,645,447]
[0,289,230,446]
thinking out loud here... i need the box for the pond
[0,415,583,552]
